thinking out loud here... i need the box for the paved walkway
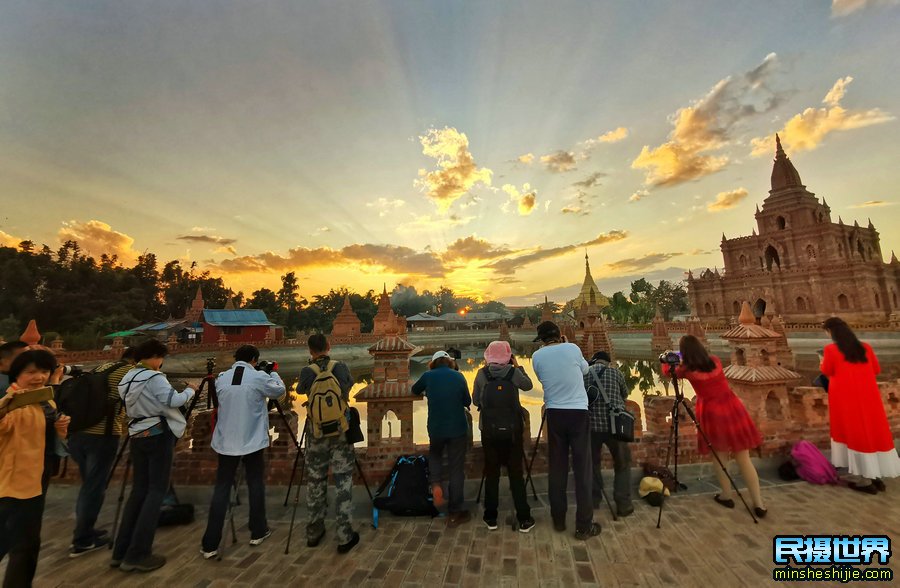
[5,475,898,587]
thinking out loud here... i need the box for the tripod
[656,363,757,527]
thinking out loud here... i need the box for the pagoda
[650,308,673,353]
[331,295,362,339]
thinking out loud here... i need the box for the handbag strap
[589,366,612,405]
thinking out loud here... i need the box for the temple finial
[775,134,784,157]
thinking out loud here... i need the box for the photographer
[584,351,634,517]
[472,341,534,532]
[200,345,286,558]
[112,340,194,573]
[531,321,599,540]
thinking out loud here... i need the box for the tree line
[0,241,688,349]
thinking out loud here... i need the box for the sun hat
[484,341,512,365]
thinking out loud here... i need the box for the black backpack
[372,455,438,527]
[480,368,522,441]
[158,485,195,527]
[56,361,128,436]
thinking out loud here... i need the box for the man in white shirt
[531,321,600,539]
[200,345,286,559]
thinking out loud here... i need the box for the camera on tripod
[205,357,216,375]
[446,347,462,360]
[61,364,85,377]
[256,360,278,374]
[658,350,682,366]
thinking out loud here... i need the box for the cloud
[442,237,515,263]
[495,277,521,284]
[312,226,330,235]
[832,0,900,17]
[177,234,237,246]
[517,153,535,165]
[707,187,749,212]
[215,245,238,256]
[191,226,216,232]
[750,77,894,156]
[606,252,683,272]
[0,230,23,248]
[486,231,628,275]
[560,190,592,216]
[849,200,895,208]
[502,183,538,216]
[581,127,629,150]
[58,220,139,263]
[629,190,650,202]
[401,212,476,233]
[540,150,578,173]
[416,127,493,211]
[632,53,784,187]
[572,172,605,189]
[366,198,407,217]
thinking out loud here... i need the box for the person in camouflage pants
[298,334,360,554]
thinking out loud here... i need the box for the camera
[256,360,278,375]
[205,357,216,375]
[446,347,462,360]
[658,350,682,365]
[62,364,85,377]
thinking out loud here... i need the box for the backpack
[158,485,195,527]
[306,361,349,439]
[791,440,840,485]
[480,368,522,442]
[56,361,128,436]
[372,455,438,527]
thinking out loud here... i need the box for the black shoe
[70,536,111,558]
[307,528,326,548]
[616,505,635,518]
[574,522,602,540]
[849,482,878,495]
[754,507,768,519]
[553,519,566,533]
[873,479,886,492]
[119,554,166,573]
[714,494,735,509]
[483,518,498,530]
[337,532,360,554]
[518,518,536,533]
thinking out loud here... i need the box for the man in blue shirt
[200,345,286,559]
[531,321,600,539]
[412,350,472,527]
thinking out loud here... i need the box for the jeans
[546,409,593,531]
[0,495,44,588]
[202,449,268,551]
[68,432,120,547]
[429,436,468,514]
[113,431,175,563]
[590,431,633,510]
[482,437,531,522]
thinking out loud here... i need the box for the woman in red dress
[821,317,900,492]
[663,335,766,517]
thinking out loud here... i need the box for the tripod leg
[524,412,546,495]
[106,436,130,489]
[598,485,617,521]
[355,459,373,501]
[284,420,307,506]
[523,454,538,500]
[110,454,131,549]
[476,474,484,504]
[229,468,242,544]
[284,465,304,555]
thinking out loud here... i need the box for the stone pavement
[5,474,898,587]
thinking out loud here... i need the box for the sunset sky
[1,1,898,305]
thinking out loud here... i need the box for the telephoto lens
[62,364,85,377]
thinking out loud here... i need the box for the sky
[1,0,898,305]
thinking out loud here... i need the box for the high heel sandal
[754,507,767,519]
[714,494,735,509]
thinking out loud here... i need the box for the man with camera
[584,351,634,517]
[200,345,286,559]
[298,334,359,554]
[531,321,600,539]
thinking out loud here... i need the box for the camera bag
[372,455,438,528]
[589,367,635,442]
[56,361,128,435]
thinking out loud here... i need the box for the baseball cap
[588,351,611,365]
[533,321,561,342]
[431,350,452,362]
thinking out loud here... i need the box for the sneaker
[69,536,111,558]
[119,554,167,573]
[200,549,218,560]
[249,529,272,546]
[518,518,536,533]
[447,510,472,528]
[483,518,498,531]
[553,519,566,533]
[307,528,326,548]
[432,484,445,508]
[574,522,602,540]
[337,532,360,554]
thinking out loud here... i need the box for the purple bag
[791,441,840,485]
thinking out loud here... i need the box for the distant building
[570,253,610,310]
[201,309,280,344]
[689,136,900,324]
[405,313,446,332]
[438,311,508,330]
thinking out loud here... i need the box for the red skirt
[694,394,762,454]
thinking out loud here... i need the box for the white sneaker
[249,530,272,546]
[201,549,218,560]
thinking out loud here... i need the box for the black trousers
[590,431,633,509]
[113,431,175,563]
[482,437,531,522]
[201,449,268,551]
[0,495,44,588]
[546,409,593,531]
[429,436,467,513]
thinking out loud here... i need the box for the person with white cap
[472,341,535,532]
[412,350,472,527]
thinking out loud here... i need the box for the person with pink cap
[473,341,535,532]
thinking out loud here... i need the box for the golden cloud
[707,188,749,212]
[606,252,683,272]
[581,127,629,150]
[750,77,894,156]
[442,237,515,263]
[539,150,578,173]
[58,220,139,264]
[416,127,493,211]
[629,189,650,202]
[517,153,535,164]
[177,234,237,246]
[486,231,628,275]
[633,53,783,187]
[849,200,895,208]
[572,172,605,189]
[832,0,899,17]
[502,183,537,216]
[1,230,23,248]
